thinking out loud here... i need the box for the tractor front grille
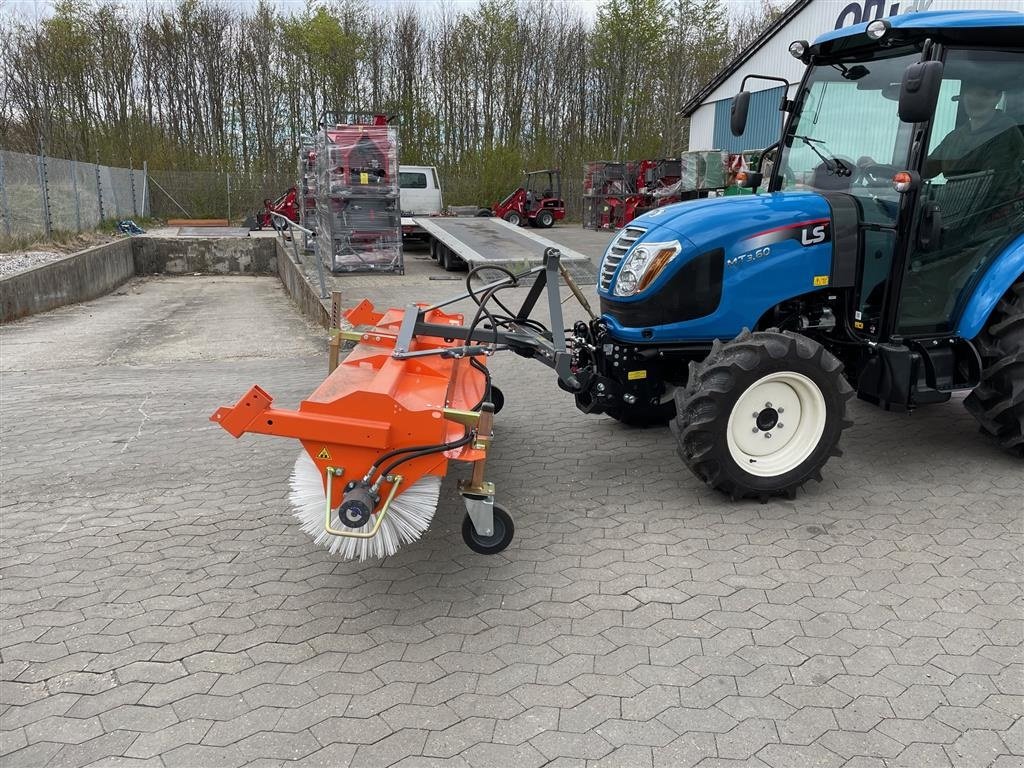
[600,226,645,292]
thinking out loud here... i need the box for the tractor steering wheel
[855,160,901,188]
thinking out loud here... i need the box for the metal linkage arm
[390,248,580,390]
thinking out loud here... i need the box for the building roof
[679,0,812,118]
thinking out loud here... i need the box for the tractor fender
[956,232,1024,340]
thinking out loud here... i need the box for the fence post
[142,161,149,217]
[37,137,52,238]
[95,152,105,223]
[226,173,231,223]
[71,160,82,231]
[0,152,11,238]
[130,160,138,217]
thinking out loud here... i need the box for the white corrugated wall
[687,0,1023,151]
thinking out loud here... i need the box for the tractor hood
[599,191,840,343]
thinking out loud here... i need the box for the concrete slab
[1,264,1021,768]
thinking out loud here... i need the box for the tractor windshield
[776,49,921,225]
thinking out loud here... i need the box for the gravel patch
[0,250,69,278]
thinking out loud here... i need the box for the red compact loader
[490,170,565,228]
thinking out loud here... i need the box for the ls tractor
[570,10,1023,499]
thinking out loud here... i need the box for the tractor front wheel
[673,329,854,500]
[503,211,523,227]
[965,278,1024,455]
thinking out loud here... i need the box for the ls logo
[801,223,830,246]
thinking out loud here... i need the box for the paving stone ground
[1,235,1022,767]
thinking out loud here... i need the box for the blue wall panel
[712,86,786,152]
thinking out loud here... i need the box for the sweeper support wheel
[461,499,514,555]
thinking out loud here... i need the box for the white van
[399,166,443,216]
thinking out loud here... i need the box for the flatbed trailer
[410,216,595,282]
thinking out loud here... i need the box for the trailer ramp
[411,217,597,284]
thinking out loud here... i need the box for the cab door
[897,49,1024,336]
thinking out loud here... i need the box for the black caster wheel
[489,385,504,414]
[462,504,514,555]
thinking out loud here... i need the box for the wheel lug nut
[778,407,784,414]
[765,401,772,408]
[752,427,759,433]
[764,433,772,439]
[752,412,759,419]
[778,423,784,429]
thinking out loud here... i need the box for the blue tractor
[570,10,1024,499]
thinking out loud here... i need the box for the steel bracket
[459,482,495,538]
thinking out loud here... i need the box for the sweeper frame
[211,248,592,559]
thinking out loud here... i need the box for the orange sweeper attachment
[210,249,593,560]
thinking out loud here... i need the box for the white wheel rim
[725,371,827,478]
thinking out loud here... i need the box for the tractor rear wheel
[964,278,1024,455]
[673,329,854,500]
[535,209,555,228]
[503,211,523,227]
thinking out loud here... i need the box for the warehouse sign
[834,0,933,29]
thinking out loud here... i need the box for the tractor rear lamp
[866,19,890,40]
[892,171,915,193]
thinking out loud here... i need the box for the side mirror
[899,60,943,123]
[731,91,751,137]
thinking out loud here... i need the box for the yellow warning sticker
[628,370,647,381]
[360,172,369,185]
[317,447,331,460]
[813,275,829,287]
[853,321,865,330]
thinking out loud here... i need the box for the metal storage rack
[314,117,403,274]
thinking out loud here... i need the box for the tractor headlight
[613,241,682,297]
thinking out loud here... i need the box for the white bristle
[288,451,441,561]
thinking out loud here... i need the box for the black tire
[461,504,514,555]
[441,244,462,272]
[489,385,504,414]
[673,329,854,500]
[535,209,555,228]
[964,278,1024,455]
[476,209,493,217]
[503,211,523,227]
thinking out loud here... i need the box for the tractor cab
[492,169,566,228]
[730,14,1024,410]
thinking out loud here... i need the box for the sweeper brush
[211,249,591,561]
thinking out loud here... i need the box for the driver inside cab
[923,78,1024,225]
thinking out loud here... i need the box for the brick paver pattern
[1,266,1022,767]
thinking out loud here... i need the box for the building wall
[688,0,1022,151]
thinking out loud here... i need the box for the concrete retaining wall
[2,235,321,325]
[276,240,330,327]
[133,237,277,276]
[1,239,135,322]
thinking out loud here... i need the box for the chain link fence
[0,150,147,240]
[0,149,298,240]
[147,169,294,221]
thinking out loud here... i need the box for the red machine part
[257,187,300,230]
[210,302,488,512]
